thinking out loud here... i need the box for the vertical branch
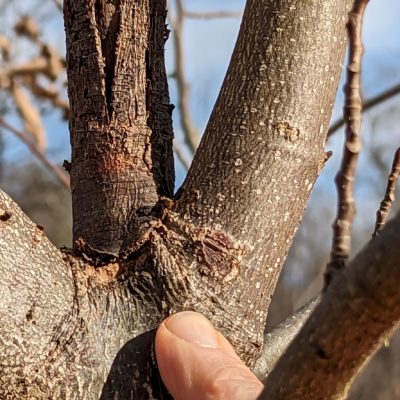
[326,0,369,284]
[172,0,352,362]
[169,0,200,154]
[373,147,400,236]
[64,0,174,259]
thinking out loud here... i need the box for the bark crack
[94,0,121,119]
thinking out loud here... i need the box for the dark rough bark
[261,211,400,399]
[65,0,174,258]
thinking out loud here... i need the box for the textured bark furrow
[64,0,174,258]
[94,0,120,117]
[0,191,75,398]
[174,0,351,362]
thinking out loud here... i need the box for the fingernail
[164,311,219,348]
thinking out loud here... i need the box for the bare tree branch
[328,83,400,137]
[169,0,200,154]
[373,147,400,236]
[64,0,174,257]
[261,208,400,399]
[174,0,351,362]
[326,0,368,283]
[183,10,243,20]
[0,117,70,189]
[24,76,69,119]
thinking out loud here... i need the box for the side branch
[261,210,400,399]
[253,298,319,379]
[326,0,369,281]
[0,189,75,397]
[328,83,400,137]
[373,147,400,236]
[173,0,352,362]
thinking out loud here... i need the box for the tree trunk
[4,0,400,399]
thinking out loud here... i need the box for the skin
[155,311,263,400]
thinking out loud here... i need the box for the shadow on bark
[100,330,171,400]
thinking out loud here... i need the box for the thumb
[155,311,263,400]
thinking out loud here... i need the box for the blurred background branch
[52,0,62,12]
[183,10,243,19]
[0,117,69,188]
[328,82,400,137]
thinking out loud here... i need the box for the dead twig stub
[373,147,400,236]
[325,0,369,286]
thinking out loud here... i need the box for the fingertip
[155,312,263,400]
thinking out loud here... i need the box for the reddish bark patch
[84,263,122,285]
[196,230,244,283]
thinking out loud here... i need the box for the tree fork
[64,0,174,259]
[0,0,367,398]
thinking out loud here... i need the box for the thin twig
[173,141,191,171]
[0,117,70,189]
[183,10,243,20]
[373,147,400,236]
[169,0,200,155]
[328,83,400,137]
[325,0,369,286]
